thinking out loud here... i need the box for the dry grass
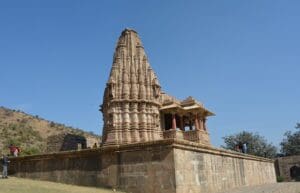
[0,107,100,155]
[0,177,125,193]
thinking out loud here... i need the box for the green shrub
[22,147,41,156]
[277,176,285,182]
[5,138,22,147]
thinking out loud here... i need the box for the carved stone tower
[101,28,214,146]
[101,28,163,145]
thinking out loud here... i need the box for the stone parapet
[162,130,213,150]
[10,139,274,163]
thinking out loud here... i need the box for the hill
[0,106,100,155]
[0,177,125,193]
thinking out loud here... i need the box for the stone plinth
[8,139,276,193]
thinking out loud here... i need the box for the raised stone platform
[8,139,276,193]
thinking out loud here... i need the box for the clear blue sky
[1,1,299,148]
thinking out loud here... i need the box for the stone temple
[101,28,214,146]
[8,29,277,193]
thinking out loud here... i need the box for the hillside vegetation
[0,106,100,155]
[0,177,125,193]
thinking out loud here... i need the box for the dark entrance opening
[164,114,172,130]
[290,165,300,181]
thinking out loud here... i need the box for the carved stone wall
[163,129,210,145]
[101,29,214,146]
[101,29,163,145]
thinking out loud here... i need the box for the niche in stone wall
[290,165,300,181]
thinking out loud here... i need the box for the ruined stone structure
[46,133,87,153]
[275,155,300,181]
[101,28,213,146]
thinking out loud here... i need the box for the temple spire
[101,28,162,145]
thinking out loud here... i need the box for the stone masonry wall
[117,145,175,193]
[275,155,300,181]
[7,139,275,193]
[8,142,175,193]
[174,148,276,193]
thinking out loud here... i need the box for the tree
[280,123,300,156]
[222,131,277,158]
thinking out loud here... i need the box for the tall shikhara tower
[101,29,214,147]
[101,29,162,145]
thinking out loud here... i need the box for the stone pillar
[172,113,177,130]
[198,117,203,130]
[194,114,199,130]
[180,116,184,131]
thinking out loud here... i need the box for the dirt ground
[1,177,299,193]
[0,177,124,193]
